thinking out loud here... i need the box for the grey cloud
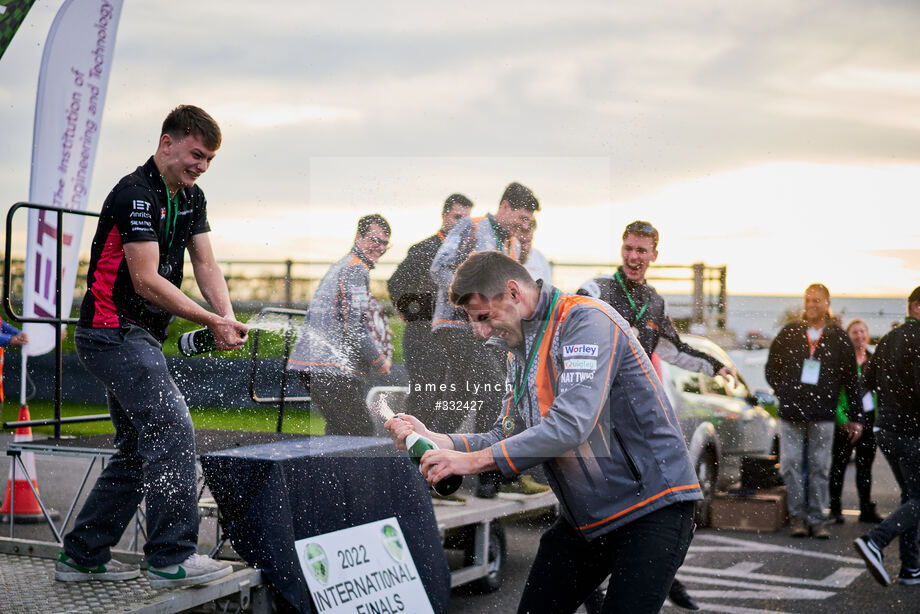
[4,0,920,211]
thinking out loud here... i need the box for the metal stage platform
[1,430,301,614]
[0,541,268,614]
[3,430,305,539]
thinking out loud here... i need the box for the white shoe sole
[148,564,233,589]
[430,497,467,506]
[55,568,141,582]
[496,490,551,500]
[854,538,891,586]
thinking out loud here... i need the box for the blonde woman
[829,319,882,524]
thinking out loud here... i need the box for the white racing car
[657,334,779,526]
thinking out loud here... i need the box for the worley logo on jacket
[563,344,599,358]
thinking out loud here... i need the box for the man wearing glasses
[289,214,393,436]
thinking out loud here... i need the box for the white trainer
[54,551,140,582]
[147,553,233,589]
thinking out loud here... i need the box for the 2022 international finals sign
[296,517,434,614]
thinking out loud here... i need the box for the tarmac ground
[0,429,915,613]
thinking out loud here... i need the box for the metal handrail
[4,203,108,434]
[247,307,309,433]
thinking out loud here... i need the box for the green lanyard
[907,317,919,325]
[615,270,649,325]
[491,219,508,254]
[512,289,560,406]
[160,176,179,249]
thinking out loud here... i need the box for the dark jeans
[868,430,920,570]
[431,326,506,434]
[432,326,508,489]
[517,501,695,614]
[64,325,198,568]
[829,416,877,513]
[402,320,447,425]
[303,372,374,436]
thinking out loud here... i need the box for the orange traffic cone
[0,404,48,523]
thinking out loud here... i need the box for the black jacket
[577,267,724,375]
[865,318,920,438]
[387,233,444,323]
[766,320,863,423]
[78,157,209,341]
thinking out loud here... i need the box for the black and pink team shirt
[78,157,210,342]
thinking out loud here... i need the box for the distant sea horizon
[662,293,908,340]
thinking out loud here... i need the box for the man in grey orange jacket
[288,214,392,436]
[386,250,700,613]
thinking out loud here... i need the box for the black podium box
[200,436,450,613]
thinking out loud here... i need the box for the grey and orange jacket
[288,246,388,378]
[429,213,519,332]
[449,282,702,540]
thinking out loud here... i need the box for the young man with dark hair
[289,214,393,436]
[500,181,540,211]
[578,220,735,380]
[386,250,700,613]
[517,218,552,283]
[855,286,920,587]
[430,183,539,338]
[443,193,474,217]
[356,213,391,237]
[429,182,543,497]
[577,219,735,609]
[160,105,222,151]
[57,105,247,588]
[387,194,473,422]
[766,283,864,539]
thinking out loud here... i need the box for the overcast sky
[1,0,918,296]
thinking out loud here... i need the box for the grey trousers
[301,371,374,436]
[779,419,835,526]
[64,324,198,568]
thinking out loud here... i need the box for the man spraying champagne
[385,251,700,613]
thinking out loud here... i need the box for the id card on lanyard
[801,328,823,386]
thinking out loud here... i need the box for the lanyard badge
[615,270,649,325]
[801,329,823,385]
[158,176,180,276]
[512,289,561,407]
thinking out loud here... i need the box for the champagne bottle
[178,328,217,356]
[405,431,463,496]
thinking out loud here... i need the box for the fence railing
[2,258,728,327]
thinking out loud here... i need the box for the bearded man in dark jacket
[766,283,863,539]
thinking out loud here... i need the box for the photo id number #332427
[435,400,483,412]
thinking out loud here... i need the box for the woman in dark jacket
[829,319,883,523]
